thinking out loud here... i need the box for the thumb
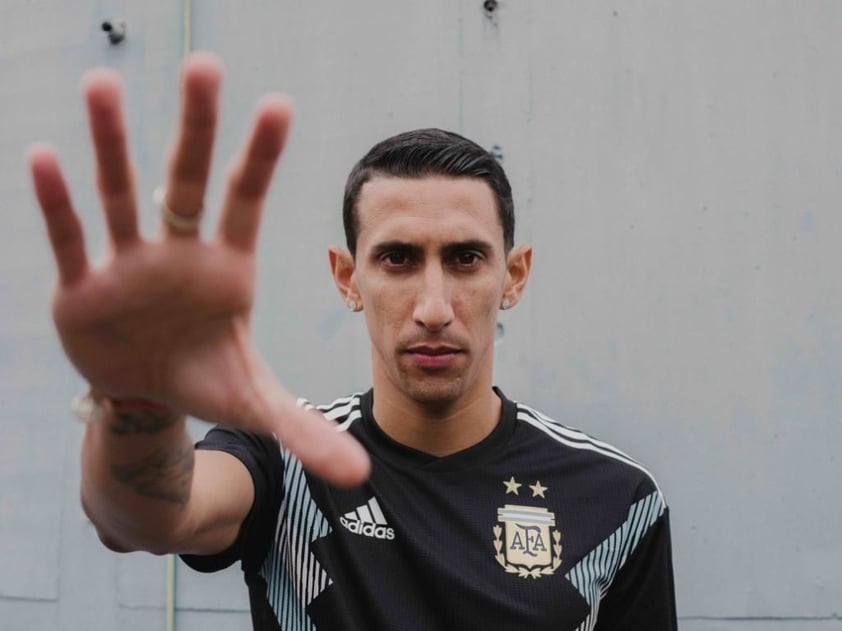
[250,367,371,487]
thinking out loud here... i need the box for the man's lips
[406,345,461,356]
[405,345,462,369]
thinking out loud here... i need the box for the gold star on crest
[503,476,522,495]
[529,481,548,498]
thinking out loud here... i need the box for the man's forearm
[80,401,196,554]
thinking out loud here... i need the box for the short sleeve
[180,427,284,574]
[593,508,678,630]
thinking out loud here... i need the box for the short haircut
[342,128,514,257]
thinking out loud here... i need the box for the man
[30,52,676,630]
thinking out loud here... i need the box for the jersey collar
[356,387,518,472]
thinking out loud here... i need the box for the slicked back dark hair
[342,128,514,257]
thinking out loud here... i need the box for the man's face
[347,175,519,409]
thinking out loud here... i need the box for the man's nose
[412,266,454,331]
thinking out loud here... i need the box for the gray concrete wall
[1,0,840,628]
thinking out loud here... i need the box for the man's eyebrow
[370,241,422,257]
[370,239,495,257]
[441,239,495,256]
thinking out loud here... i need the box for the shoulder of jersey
[297,392,365,431]
[514,401,665,502]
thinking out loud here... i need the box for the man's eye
[383,252,410,266]
[455,251,481,266]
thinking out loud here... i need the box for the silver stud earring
[501,298,512,310]
[346,299,358,311]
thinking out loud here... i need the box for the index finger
[217,95,292,251]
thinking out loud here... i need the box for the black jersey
[182,389,676,630]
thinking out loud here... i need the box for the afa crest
[493,478,562,579]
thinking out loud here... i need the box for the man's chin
[401,378,465,408]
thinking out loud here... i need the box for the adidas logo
[340,497,395,540]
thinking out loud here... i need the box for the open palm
[29,53,368,486]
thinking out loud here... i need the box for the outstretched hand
[29,52,369,486]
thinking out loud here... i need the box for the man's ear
[329,246,362,311]
[500,244,532,310]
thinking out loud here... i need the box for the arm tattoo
[109,408,181,435]
[110,439,195,505]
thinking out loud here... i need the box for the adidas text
[340,516,395,540]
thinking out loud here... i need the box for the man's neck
[371,386,502,457]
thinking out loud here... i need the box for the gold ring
[154,186,203,233]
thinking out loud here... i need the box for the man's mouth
[409,345,459,355]
[405,345,462,369]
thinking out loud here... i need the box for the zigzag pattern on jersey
[515,403,666,631]
[565,491,664,631]
[259,394,363,631]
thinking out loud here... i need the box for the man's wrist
[73,389,179,432]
